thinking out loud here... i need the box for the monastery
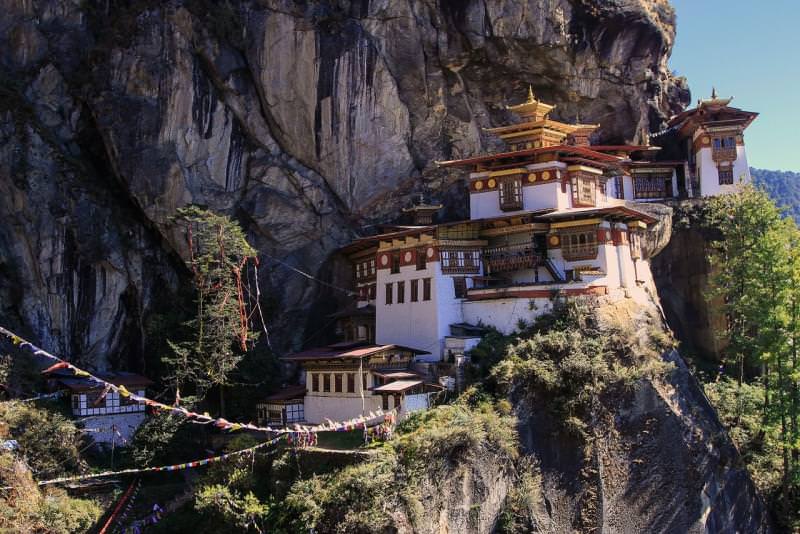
[268,89,758,426]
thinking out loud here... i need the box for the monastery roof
[328,304,375,319]
[339,226,435,255]
[667,95,758,136]
[372,379,424,393]
[47,371,153,392]
[281,342,429,362]
[627,160,686,168]
[436,144,623,169]
[262,385,306,402]
[537,206,658,225]
[485,118,599,136]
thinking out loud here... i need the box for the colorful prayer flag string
[0,435,286,488]
[0,325,398,435]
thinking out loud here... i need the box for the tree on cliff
[706,186,800,525]
[165,206,257,416]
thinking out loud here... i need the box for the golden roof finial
[527,84,535,103]
[711,86,718,99]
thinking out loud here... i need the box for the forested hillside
[752,167,800,221]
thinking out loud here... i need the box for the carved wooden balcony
[482,244,540,273]
[711,147,737,162]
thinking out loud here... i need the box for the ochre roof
[281,342,429,362]
[47,371,153,392]
[372,379,423,393]
[263,384,306,402]
[436,144,623,169]
[537,206,658,225]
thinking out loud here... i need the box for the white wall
[376,261,462,361]
[463,297,553,334]
[434,268,466,361]
[696,146,751,197]
[523,182,565,211]
[470,190,505,219]
[304,394,382,425]
[403,393,430,415]
[79,412,146,446]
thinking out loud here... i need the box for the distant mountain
[752,168,800,222]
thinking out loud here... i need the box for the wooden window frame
[334,373,342,393]
[385,283,393,305]
[498,175,523,211]
[633,173,672,200]
[416,249,427,270]
[423,278,432,301]
[390,253,400,274]
[397,281,405,304]
[410,279,419,302]
[453,277,467,299]
[311,373,319,392]
[347,373,355,393]
[718,167,734,185]
[323,374,331,392]
[561,229,599,261]
[571,173,597,207]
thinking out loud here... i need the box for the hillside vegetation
[752,167,800,222]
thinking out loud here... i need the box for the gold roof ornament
[505,85,555,121]
[698,86,732,108]
[402,194,443,225]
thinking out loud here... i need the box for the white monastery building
[277,89,757,424]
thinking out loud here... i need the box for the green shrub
[0,451,101,533]
[0,401,85,477]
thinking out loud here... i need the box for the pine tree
[706,186,800,524]
[164,206,257,416]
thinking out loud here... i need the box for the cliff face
[0,0,688,365]
[515,299,771,533]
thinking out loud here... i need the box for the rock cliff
[0,0,688,367]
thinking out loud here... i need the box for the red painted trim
[466,286,607,301]
[400,249,417,267]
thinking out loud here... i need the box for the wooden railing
[440,249,481,274]
[482,244,540,273]
[711,147,737,162]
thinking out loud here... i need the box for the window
[323,374,331,392]
[499,176,523,211]
[311,373,319,392]
[391,253,400,274]
[613,176,624,199]
[410,279,419,302]
[416,249,427,270]
[718,167,734,185]
[286,403,304,423]
[368,284,376,300]
[362,372,367,391]
[440,249,481,274]
[561,229,599,261]
[397,281,405,303]
[571,174,597,206]
[633,174,672,199]
[334,373,342,393]
[347,373,355,393]
[711,135,737,161]
[382,395,389,410]
[453,277,467,298]
[423,278,432,301]
[385,283,393,305]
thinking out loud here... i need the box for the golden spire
[711,86,717,99]
[527,84,535,103]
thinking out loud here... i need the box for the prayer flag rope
[0,325,397,435]
[11,435,286,488]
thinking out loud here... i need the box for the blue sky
[670,0,800,171]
